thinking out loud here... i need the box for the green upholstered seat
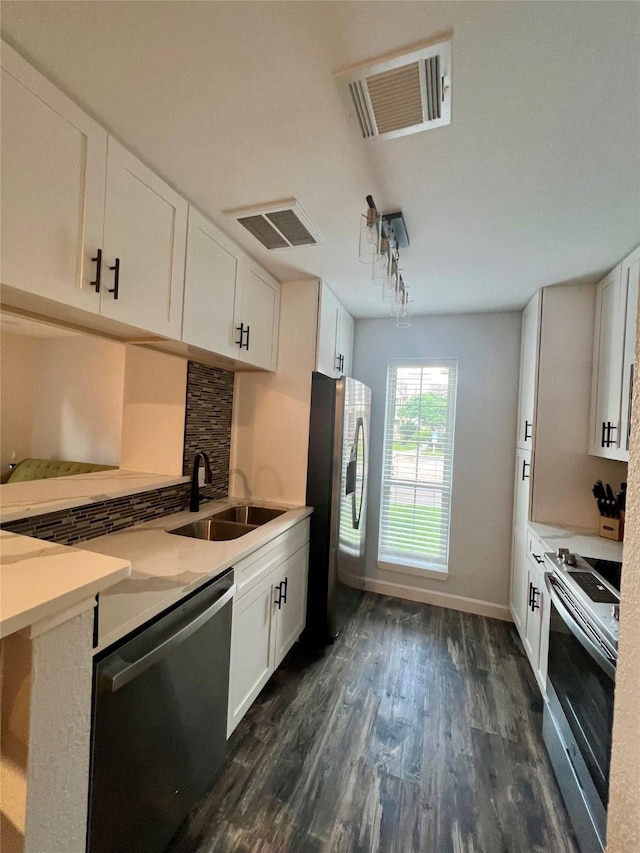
[6,458,117,483]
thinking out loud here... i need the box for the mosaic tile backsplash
[2,361,235,545]
[183,361,234,502]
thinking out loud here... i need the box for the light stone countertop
[0,531,131,639]
[0,469,189,524]
[528,521,624,562]
[81,498,313,654]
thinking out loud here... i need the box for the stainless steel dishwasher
[88,568,235,853]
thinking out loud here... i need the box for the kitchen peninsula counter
[82,499,313,653]
[0,531,130,639]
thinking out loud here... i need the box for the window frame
[377,358,457,576]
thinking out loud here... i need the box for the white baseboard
[353,574,512,622]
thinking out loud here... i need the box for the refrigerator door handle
[351,417,365,530]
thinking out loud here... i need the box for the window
[378,359,457,572]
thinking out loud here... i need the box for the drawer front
[235,518,310,597]
[526,529,546,572]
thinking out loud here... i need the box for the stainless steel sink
[208,505,286,525]
[168,518,258,541]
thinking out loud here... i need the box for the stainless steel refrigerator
[305,372,371,644]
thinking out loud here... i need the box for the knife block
[599,513,624,541]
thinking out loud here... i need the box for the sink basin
[208,505,286,525]
[168,519,258,541]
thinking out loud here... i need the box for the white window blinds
[378,359,457,571]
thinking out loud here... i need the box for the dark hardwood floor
[170,592,579,853]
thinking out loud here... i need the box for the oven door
[545,573,616,811]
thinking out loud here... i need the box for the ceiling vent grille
[337,37,451,140]
[226,199,325,250]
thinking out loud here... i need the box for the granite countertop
[81,498,313,654]
[0,469,189,524]
[528,521,624,562]
[0,531,131,639]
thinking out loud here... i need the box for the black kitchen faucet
[190,451,212,512]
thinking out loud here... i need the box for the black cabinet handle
[524,420,532,442]
[533,553,544,565]
[521,459,530,481]
[628,365,634,447]
[531,587,540,611]
[281,577,288,605]
[602,421,618,448]
[108,258,120,300]
[245,324,250,351]
[274,582,282,610]
[235,323,250,351]
[90,248,102,293]
[528,581,534,609]
[340,354,344,373]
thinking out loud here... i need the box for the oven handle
[545,573,616,681]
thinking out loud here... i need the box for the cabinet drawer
[526,529,547,571]
[234,518,310,597]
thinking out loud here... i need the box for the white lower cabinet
[509,532,529,635]
[519,530,550,693]
[227,519,309,737]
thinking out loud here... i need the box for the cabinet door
[316,283,340,377]
[523,561,548,693]
[182,208,240,357]
[235,260,280,370]
[510,531,529,636]
[101,138,187,338]
[619,248,640,459]
[337,304,354,377]
[513,447,532,531]
[516,293,540,449]
[274,545,309,667]
[590,265,624,458]
[227,571,277,737]
[0,43,106,312]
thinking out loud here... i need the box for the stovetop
[543,549,620,651]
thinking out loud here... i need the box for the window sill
[377,559,449,582]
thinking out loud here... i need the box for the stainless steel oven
[542,551,620,853]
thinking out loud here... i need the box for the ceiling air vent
[336,37,451,140]
[225,199,325,250]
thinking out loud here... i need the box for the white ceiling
[2,1,639,320]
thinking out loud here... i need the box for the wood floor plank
[170,592,580,853]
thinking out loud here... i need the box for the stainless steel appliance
[88,569,235,853]
[542,550,621,853]
[306,372,371,643]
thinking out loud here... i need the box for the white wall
[231,281,318,504]
[30,336,125,465]
[353,312,521,616]
[119,346,187,476]
[0,333,38,471]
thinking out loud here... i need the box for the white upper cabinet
[516,293,540,449]
[620,249,640,457]
[316,282,354,378]
[590,246,639,461]
[182,207,241,358]
[234,259,280,371]
[0,42,107,312]
[337,302,355,378]
[101,139,187,339]
[1,41,285,369]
